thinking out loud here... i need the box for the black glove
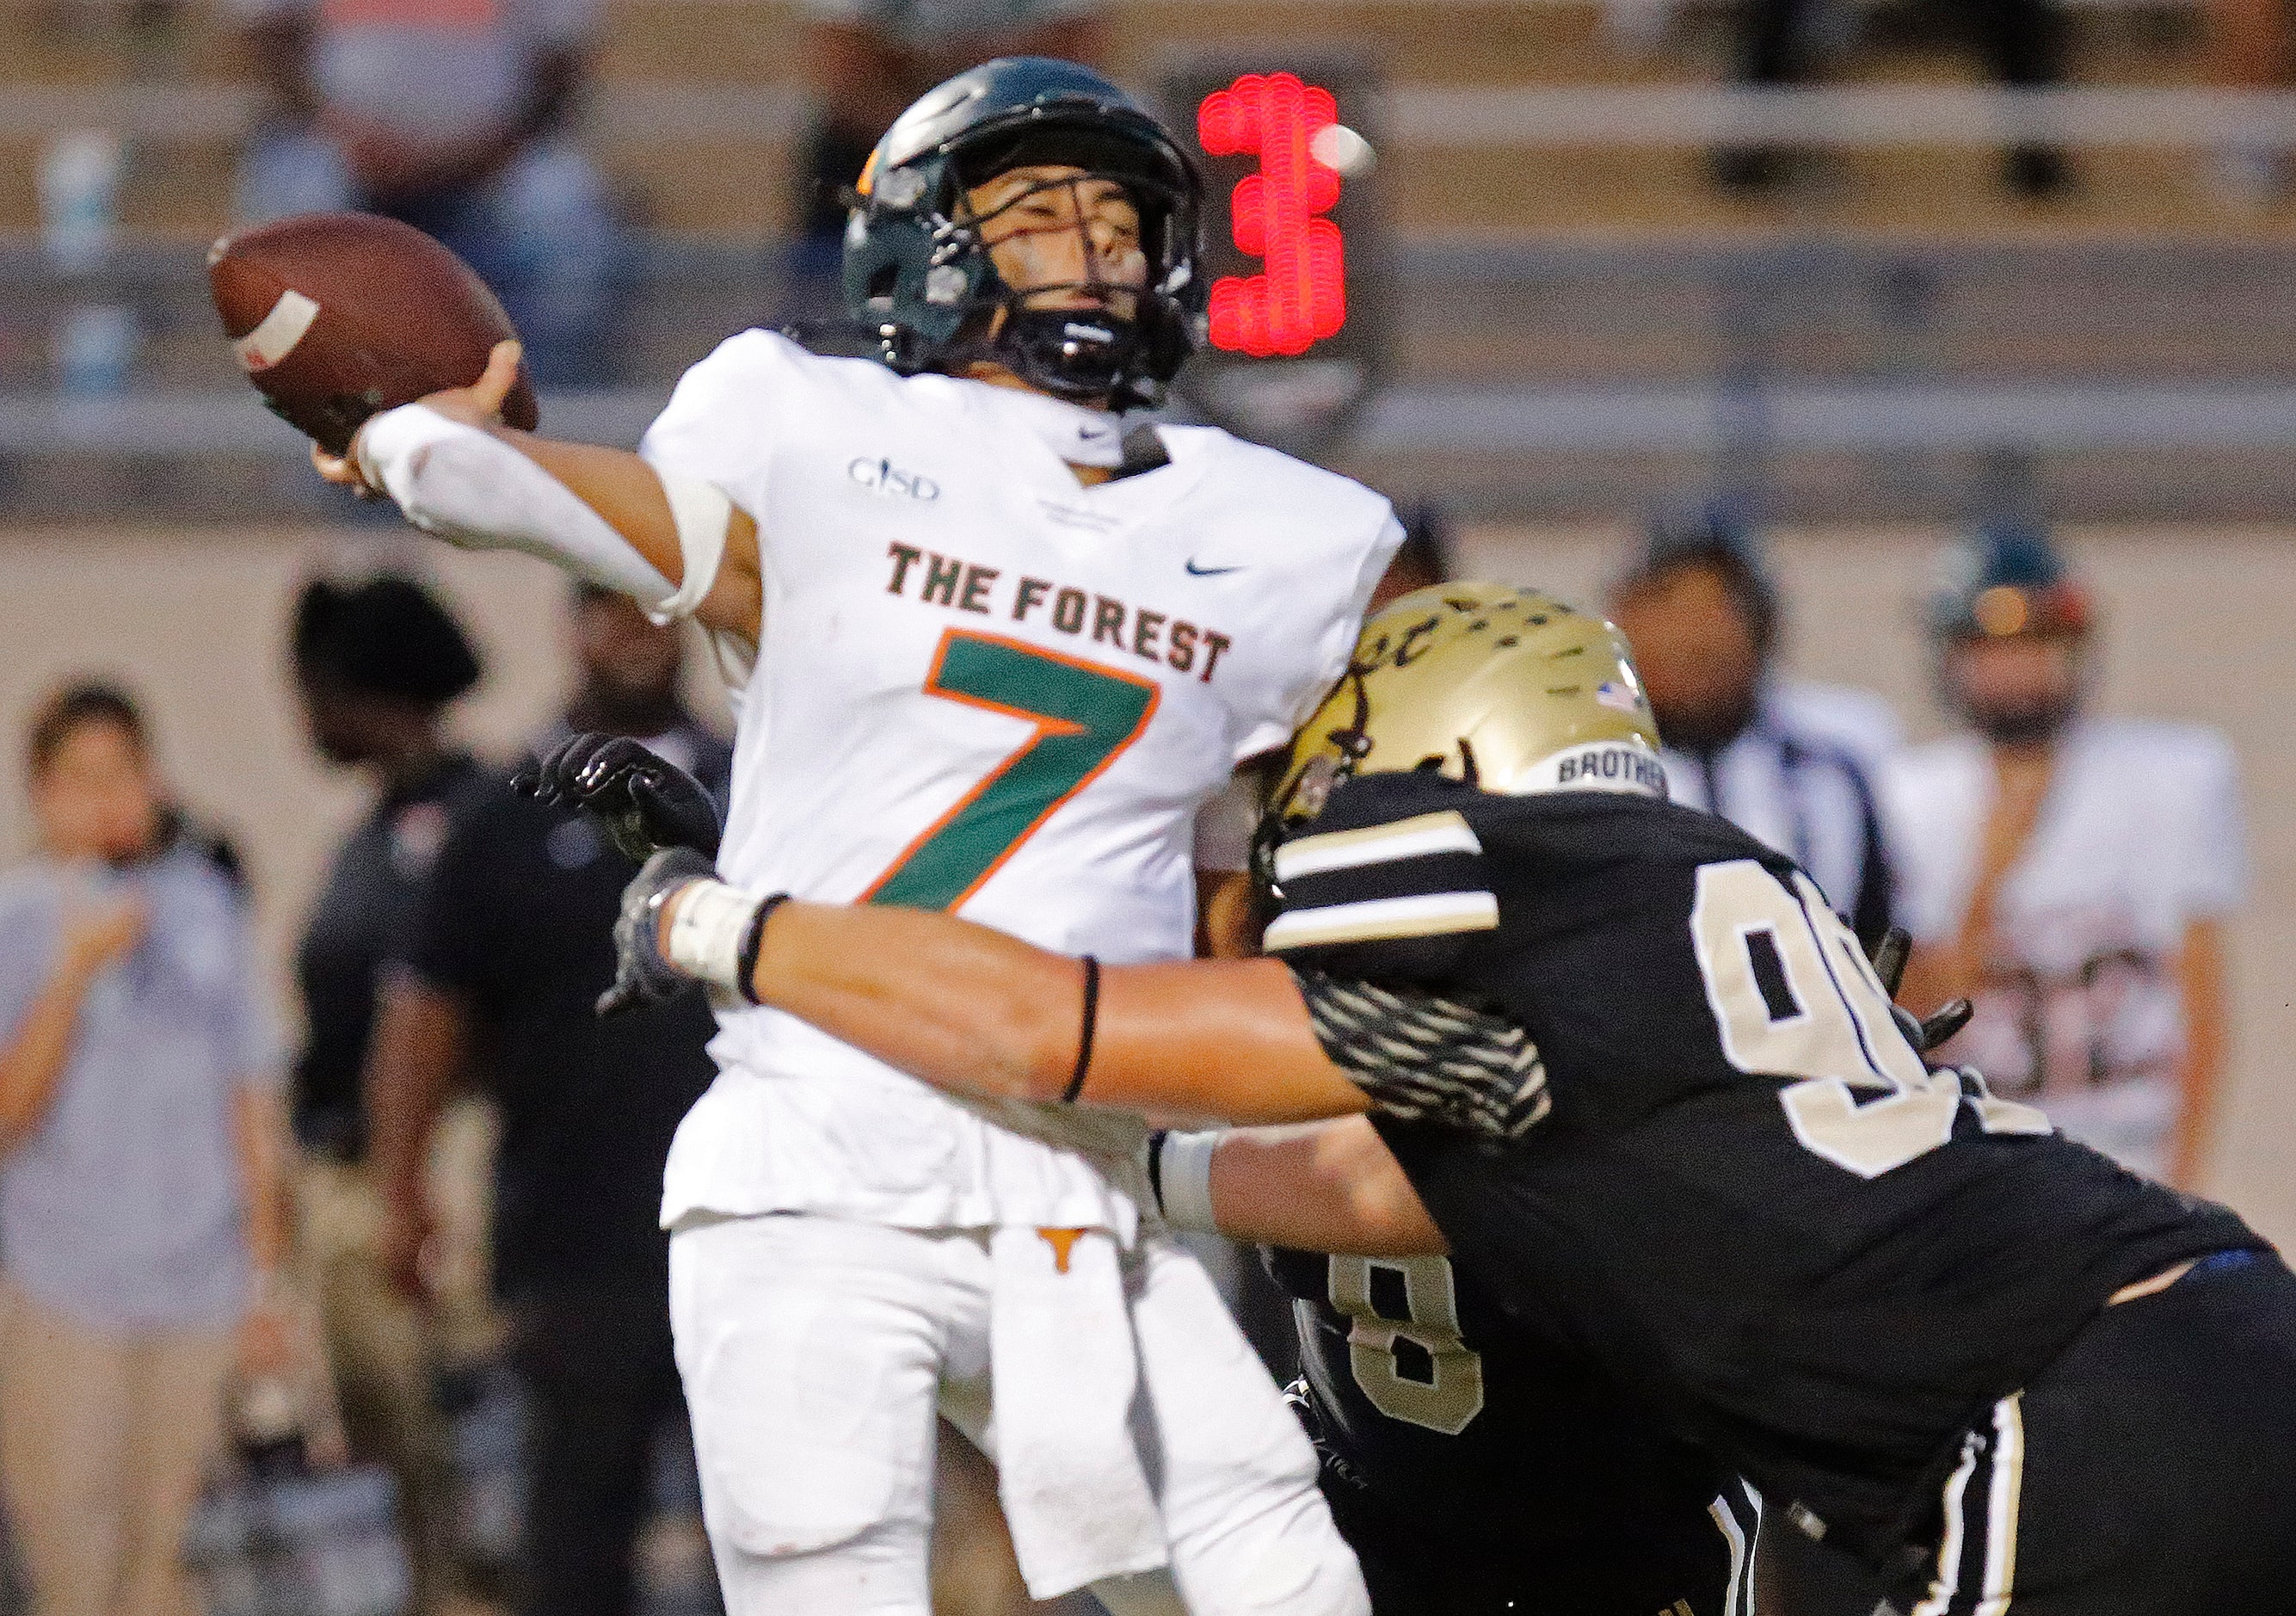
[513,731,722,860]
[1866,924,1973,1058]
[1899,997,1974,1055]
[598,847,716,1018]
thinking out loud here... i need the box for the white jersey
[642,330,1402,1235]
[1881,716,2247,1177]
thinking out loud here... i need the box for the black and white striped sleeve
[1262,804,1500,983]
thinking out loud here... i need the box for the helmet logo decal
[1392,616,1441,667]
[876,167,927,209]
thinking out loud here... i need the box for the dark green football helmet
[841,57,1206,410]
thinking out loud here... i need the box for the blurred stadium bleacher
[10,0,2296,520]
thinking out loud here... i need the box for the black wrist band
[1062,955,1101,1103]
[735,892,791,1006]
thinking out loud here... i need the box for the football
[207,212,540,456]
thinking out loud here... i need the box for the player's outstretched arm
[597,854,1552,1142]
[760,901,1370,1129]
[312,342,763,641]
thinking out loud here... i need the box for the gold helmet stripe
[1263,890,1500,953]
[1273,811,1482,884]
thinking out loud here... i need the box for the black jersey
[1264,1244,1725,1552]
[1263,769,2260,1570]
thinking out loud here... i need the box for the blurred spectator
[0,681,292,1616]
[230,0,623,382]
[2209,0,2293,204]
[290,574,492,1613]
[157,801,251,898]
[1886,523,2245,1187]
[1717,0,2071,198]
[1608,504,1900,947]
[794,2,1105,249]
[368,586,729,1616]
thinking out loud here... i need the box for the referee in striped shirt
[1608,505,1901,949]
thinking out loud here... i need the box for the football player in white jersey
[1885,524,2247,1187]
[311,56,1399,1616]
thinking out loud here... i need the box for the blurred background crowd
[3,0,2295,1609]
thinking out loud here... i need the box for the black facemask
[994,305,1144,403]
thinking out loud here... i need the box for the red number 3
[1198,72,1347,358]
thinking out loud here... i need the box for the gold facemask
[1268,583,1665,832]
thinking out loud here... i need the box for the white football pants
[668,1212,1369,1616]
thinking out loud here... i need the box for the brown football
[208,212,540,456]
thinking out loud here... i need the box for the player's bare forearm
[495,432,680,576]
[746,900,1371,1126]
[1208,1119,1448,1256]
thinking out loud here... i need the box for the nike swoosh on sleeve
[1185,559,1245,577]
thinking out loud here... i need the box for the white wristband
[1154,1130,1225,1233]
[662,879,760,995]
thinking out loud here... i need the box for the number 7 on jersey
[861,629,1161,911]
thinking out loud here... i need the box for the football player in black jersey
[1254,1231,1758,1615]
[563,583,2296,1616]
[532,744,1764,1616]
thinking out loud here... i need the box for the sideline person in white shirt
[1884,522,2246,1187]
[1608,506,1902,950]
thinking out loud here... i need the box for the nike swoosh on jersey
[1185,559,1246,577]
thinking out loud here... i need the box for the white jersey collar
[960,378,1127,469]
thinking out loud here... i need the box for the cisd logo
[848,457,940,501]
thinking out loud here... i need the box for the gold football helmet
[1268,583,1665,832]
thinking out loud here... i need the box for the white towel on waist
[987,1223,1169,1596]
